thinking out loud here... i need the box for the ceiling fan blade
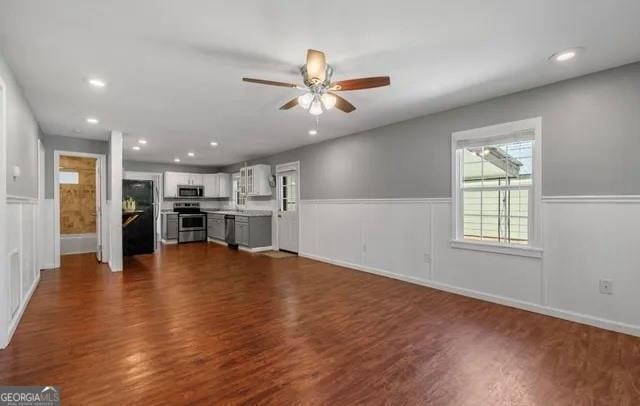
[242,78,298,88]
[279,97,299,110]
[330,76,390,91]
[330,92,356,113]
[306,49,326,84]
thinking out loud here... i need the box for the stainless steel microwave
[177,185,204,198]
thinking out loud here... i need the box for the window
[452,118,542,257]
[59,170,79,185]
[279,173,297,212]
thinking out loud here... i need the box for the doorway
[276,162,300,253]
[54,151,107,267]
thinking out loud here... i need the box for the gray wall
[124,160,219,174]
[41,135,109,199]
[225,62,640,198]
[0,53,40,198]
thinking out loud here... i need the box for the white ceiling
[1,1,639,166]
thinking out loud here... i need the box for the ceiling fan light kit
[242,49,390,117]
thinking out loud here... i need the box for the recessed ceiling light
[86,117,99,124]
[308,129,318,136]
[173,158,181,163]
[210,141,218,147]
[88,78,106,88]
[132,146,141,151]
[550,47,583,63]
[188,152,195,157]
[138,139,147,144]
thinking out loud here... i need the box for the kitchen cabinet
[162,213,179,241]
[240,164,272,197]
[235,216,250,246]
[203,173,232,198]
[207,214,225,240]
[164,171,232,198]
[234,215,271,248]
[218,173,231,198]
[188,173,203,186]
[164,172,190,197]
[203,174,219,198]
[164,172,180,198]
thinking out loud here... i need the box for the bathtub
[60,233,97,255]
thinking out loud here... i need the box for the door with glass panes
[277,169,298,253]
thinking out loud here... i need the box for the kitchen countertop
[202,209,273,217]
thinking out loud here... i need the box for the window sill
[450,239,543,258]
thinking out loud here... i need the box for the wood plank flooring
[1,243,639,405]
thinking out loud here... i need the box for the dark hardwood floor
[1,243,639,405]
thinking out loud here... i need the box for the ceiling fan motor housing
[301,64,334,89]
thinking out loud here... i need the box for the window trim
[451,117,543,257]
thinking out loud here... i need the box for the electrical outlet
[424,253,431,263]
[362,243,367,253]
[599,279,613,295]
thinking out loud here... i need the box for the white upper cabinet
[241,164,272,197]
[189,173,203,186]
[203,174,219,198]
[218,173,232,198]
[164,171,190,197]
[164,171,232,198]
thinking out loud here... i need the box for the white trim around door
[53,150,108,268]
[275,161,300,253]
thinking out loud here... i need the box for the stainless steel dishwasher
[225,215,238,249]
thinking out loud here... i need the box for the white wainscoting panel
[431,203,543,305]
[38,199,55,269]
[21,203,36,297]
[4,198,41,349]
[299,197,640,337]
[544,200,640,328]
[361,202,431,281]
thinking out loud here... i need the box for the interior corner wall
[223,61,640,337]
[0,52,41,349]
[0,54,39,199]
[108,131,123,272]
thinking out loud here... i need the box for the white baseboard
[161,239,178,245]
[299,252,640,338]
[61,250,97,255]
[40,263,57,271]
[239,245,273,253]
[108,261,122,272]
[3,272,41,349]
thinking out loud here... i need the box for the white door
[277,169,299,253]
[95,159,102,262]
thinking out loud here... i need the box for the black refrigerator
[123,179,157,256]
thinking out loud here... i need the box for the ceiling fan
[242,49,390,115]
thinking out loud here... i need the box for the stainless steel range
[173,202,206,243]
